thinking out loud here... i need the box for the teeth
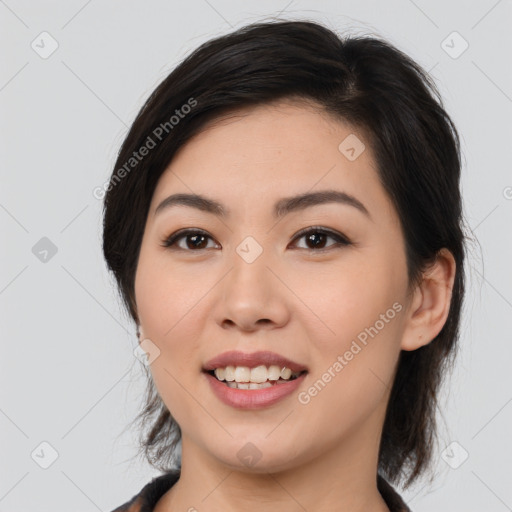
[224,366,235,381]
[226,381,273,389]
[250,365,268,383]
[281,367,292,379]
[268,365,281,381]
[234,366,251,383]
[249,382,269,389]
[210,364,302,384]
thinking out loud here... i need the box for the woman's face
[134,100,413,473]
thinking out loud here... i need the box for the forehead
[150,100,395,224]
[178,99,370,168]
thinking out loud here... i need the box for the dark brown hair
[102,19,467,489]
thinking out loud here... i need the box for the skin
[134,99,456,512]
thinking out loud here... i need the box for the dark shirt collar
[111,470,412,512]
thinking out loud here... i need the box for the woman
[104,19,466,512]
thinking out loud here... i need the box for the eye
[289,226,351,251]
[161,226,351,252]
[161,229,218,251]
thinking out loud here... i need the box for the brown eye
[290,227,351,251]
[161,226,351,253]
[162,229,217,251]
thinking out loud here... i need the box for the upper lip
[203,350,308,373]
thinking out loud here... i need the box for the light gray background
[1,1,511,511]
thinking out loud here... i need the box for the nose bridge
[215,230,289,330]
[228,233,273,299]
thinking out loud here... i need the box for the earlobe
[400,248,456,351]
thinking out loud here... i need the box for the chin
[207,437,304,474]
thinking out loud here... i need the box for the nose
[214,246,290,332]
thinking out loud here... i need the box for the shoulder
[110,470,180,512]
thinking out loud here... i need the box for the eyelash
[160,226,351,253]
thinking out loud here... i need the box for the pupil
[307,232,326,249]
[188,234,206,249]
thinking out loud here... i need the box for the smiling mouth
[205,365,308,390]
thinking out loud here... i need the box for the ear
[401,248,456,351]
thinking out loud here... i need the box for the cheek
[294,254,405,408]
[134,251,210,428]
[135,247,206,340]
[295,255,404,346]
[134,250,208,414]
[295,274,404,445]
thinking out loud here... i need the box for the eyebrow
[154,189,371,220]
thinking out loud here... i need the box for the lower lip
[204,371,307,409]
